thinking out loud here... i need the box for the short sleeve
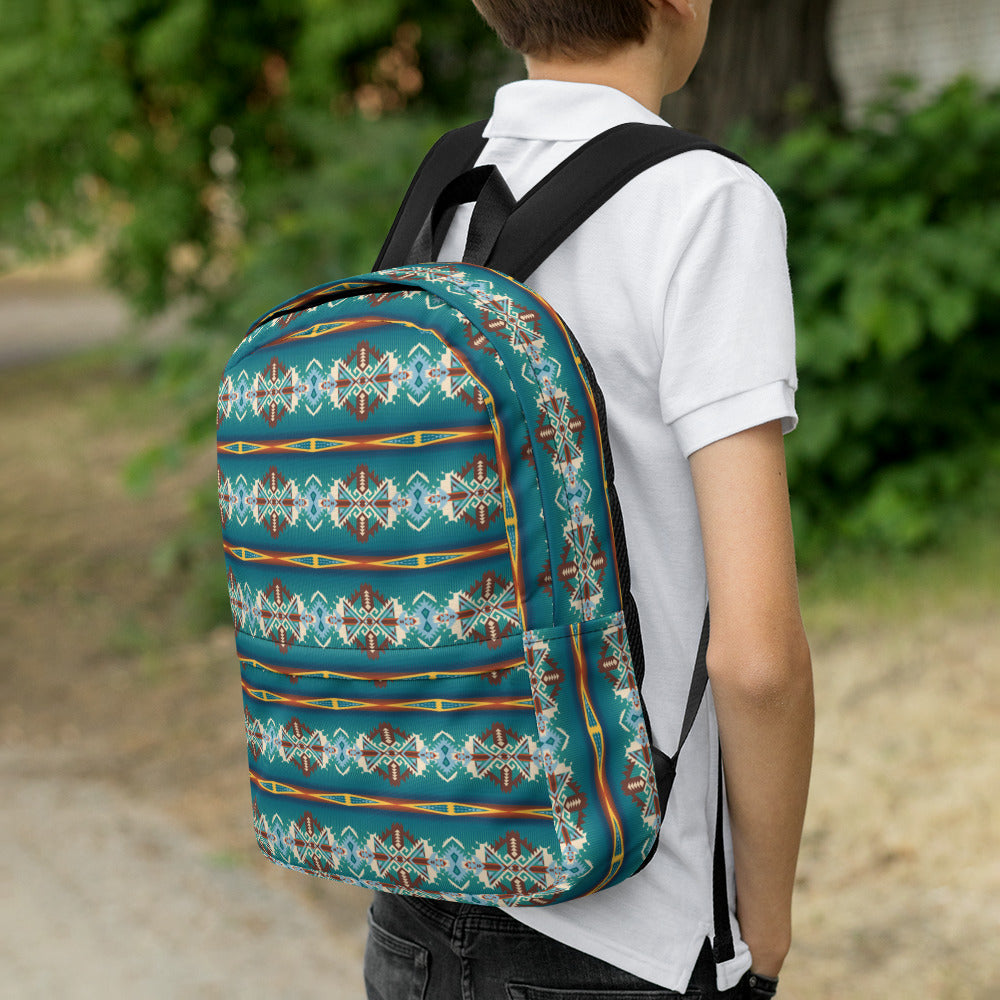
[658,163,798,458]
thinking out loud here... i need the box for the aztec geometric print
[217,339,487,429]
[222,262,616,623]
[244,712,540,792]
[522,612,659,875]
[251,805,574,900]
[228,570,520,655]
[218,455,502,540]
[379,264,610,620]
[221,263,657,904]
[244,609,656,904]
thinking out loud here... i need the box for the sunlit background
[1,2,997,997]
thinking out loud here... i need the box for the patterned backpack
[217,122,734,905]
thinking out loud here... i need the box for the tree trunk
[661,0,842,140]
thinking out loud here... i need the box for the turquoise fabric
[218,263,659,904]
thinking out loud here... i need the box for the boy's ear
[653,0,698,21]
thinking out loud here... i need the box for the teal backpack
[217,122,732,906]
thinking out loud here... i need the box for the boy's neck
[524,49,669,115]
[522,1,705,115]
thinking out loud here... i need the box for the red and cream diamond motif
[558,520,608,616]
[330,464,399,541]
[338,584,404,658]
[464,723,538,792]
[536,391,586,469]
[251,466,302,538]
[448,571,520,648]
[356,722,428,786]
[438,455,503,531]
[256,578,308,654]
[278,718,333,776]
[251,357,301,427]
[475,831,555,895]
[330,341,400,421]
[621,740,659,829]
[368,823,437,892]
[286,812,337,875]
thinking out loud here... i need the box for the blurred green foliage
[748,79,1000,562]
[2,3,997,603]
[0,0,511,308]
[0,0,510,627]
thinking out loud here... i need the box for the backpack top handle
[374,119,488,271]
[405,163,516,266]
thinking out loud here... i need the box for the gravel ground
[2,748,369,1000]
[0,285,128,367]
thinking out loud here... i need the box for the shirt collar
[484,80,669,141]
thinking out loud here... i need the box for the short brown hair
[472,0,652,58]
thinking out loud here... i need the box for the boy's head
[472,0,653,60]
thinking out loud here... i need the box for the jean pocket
[506,985,695,999]
[364,912,430,1000]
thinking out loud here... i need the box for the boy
[364,2,814,997]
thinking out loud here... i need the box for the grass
[798,516,999,642]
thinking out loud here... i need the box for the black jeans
[364,892,753,999]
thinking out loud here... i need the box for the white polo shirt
[439,80,797,993]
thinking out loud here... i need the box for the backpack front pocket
[522,612,661,894]
[239,631,575,902]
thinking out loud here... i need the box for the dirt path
[0,251,128,367]
[0,275,374,999]
[1,274,997,999]
[2,748,367,999]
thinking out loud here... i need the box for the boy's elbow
[706,626,812,706]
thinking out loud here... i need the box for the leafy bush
[5,2,997,597]
[748,79,1000,562]
[0,0,508,628]
[0,0,509,300]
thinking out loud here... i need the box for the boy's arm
[688,419,814,978]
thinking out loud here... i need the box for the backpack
[217,121,737,906]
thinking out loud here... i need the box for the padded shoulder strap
[374,120,488,270]
[486,123,746,283]
[377,120,744,279]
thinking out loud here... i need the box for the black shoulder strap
[677,604,711,757]
[378,117,728,776]
[713,750,736,962]
[648,604,710,799]
[635,603,710,875]
[486,123,746,282]
[373,119,488,271]
[377,119,732,856]
[376,120,743,278]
